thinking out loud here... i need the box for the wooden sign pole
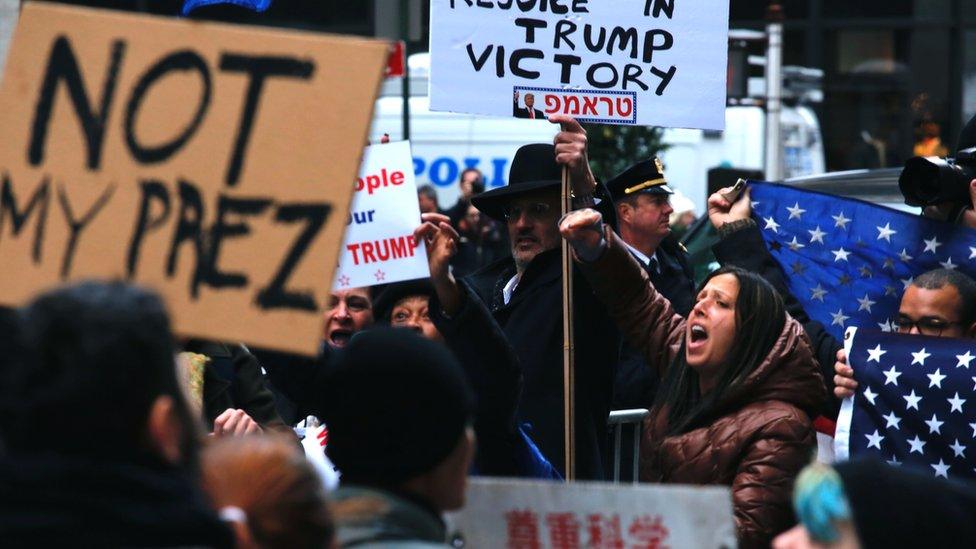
[560,165,576,480]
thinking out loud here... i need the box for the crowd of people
[2,106,976,547]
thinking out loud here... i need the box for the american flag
[748,181,976,341]
[835,327,976,480]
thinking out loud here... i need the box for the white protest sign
[334,141,429,289]
[429,0,730,129]
[447,478,737,548]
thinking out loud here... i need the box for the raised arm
[559,208,685,379]
[416,212,527,475]
[708,186,843,417]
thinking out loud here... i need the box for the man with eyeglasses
[419,115,621,480]
[833,268,976,399]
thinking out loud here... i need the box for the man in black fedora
[605,158,696,410]
[422,115,620,480]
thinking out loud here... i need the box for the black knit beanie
[835,459,976,548]
[314,328,475,485]
[372,279,436,324]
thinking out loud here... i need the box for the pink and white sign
[333,141,429,289]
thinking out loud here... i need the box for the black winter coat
[185,341,289,433]
[465,248,619,480]
[0,453,233,548]
[430,279,525,476]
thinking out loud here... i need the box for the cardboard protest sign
[334,141,429,289]
[429,0,730,129]
[447,478,736,548]
[0,3,388,355]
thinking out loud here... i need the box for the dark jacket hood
[716,318,827,420]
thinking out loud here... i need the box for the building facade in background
[732,0,976,171]
[48,0,976,174]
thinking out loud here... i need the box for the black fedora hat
[471,143,561,221]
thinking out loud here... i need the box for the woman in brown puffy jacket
[560,208,826,548]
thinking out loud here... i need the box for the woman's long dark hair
[654,266,786,435]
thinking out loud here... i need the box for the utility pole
[399,0,411,141]
[764,2,784,181]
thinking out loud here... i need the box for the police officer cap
[606,158,673,202]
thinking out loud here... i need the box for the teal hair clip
[793,463,852,543]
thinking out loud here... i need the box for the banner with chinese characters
[446,478,736,548]
[429,0,730,129]
[333,141,429,289]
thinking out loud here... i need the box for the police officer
[606,158,696,409]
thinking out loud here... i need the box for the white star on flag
[904,390,923,410]
[831,309,850,327]
[858,295,877,313]
[940,257,957,270]
[922,236,942,253]
[882,411,901,429]
[950,439,967,458]
[808,226,826,244]
[832,247,851,262]
[786,202,806,220]
[970,246,976,259]
[763,216,780,233]
[787,236,805,251]
[901,277,914,290]
[865,430,884,450]
[925,413,945,434]
[948,392,966,413]
[927,369,947,389]
[957,351,974,369]
[898,248,913,262]
[971,422,976,437]
[882,365,902,386]
[876,222,897,242]
[810,284,827,302]
[911,348,931,366]
[931,459,950,478]
[863,387,878,405]
[866,344,886,362]
[832,212,851,229]
[888,455,901,466]
[908,435,926,454]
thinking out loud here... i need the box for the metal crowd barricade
[607,408,650,483]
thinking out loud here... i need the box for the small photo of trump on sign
[513,90,546,120]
